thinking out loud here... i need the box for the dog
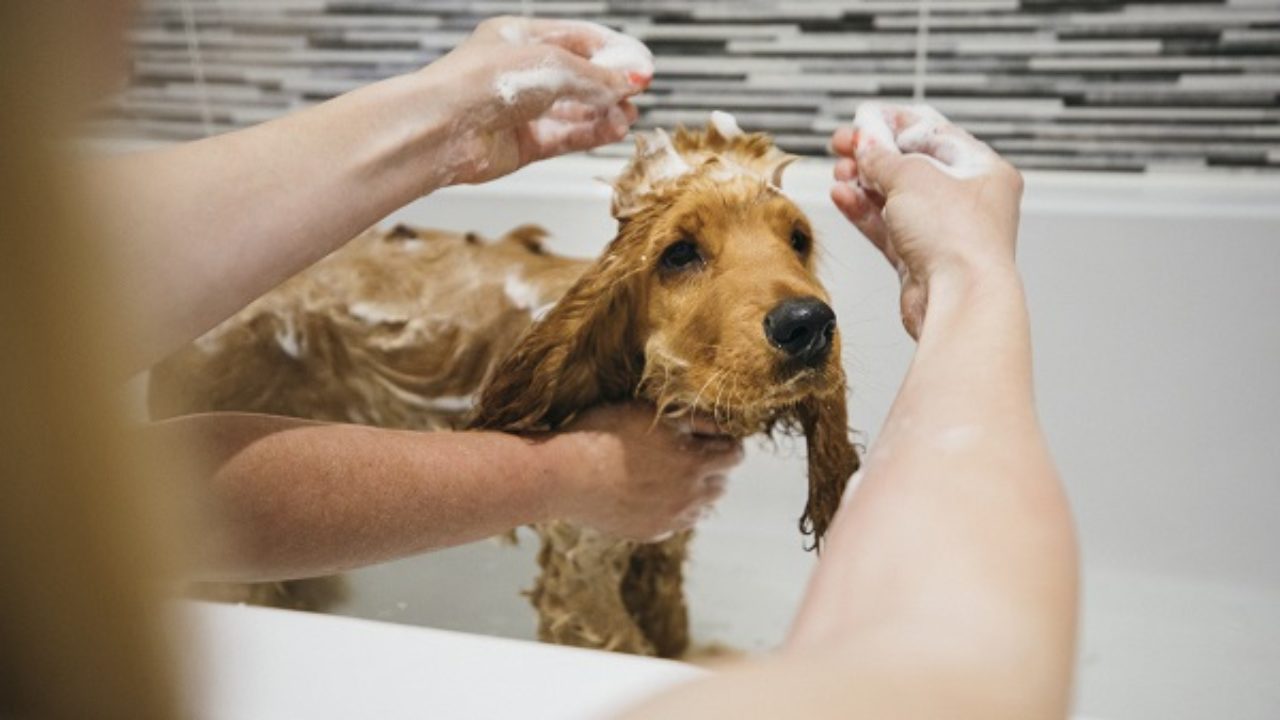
[149,115,860,657]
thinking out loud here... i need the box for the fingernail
[626,71,652,90]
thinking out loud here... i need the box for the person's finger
[552,47,635,101]
[497,49,632,123]
[668,408,734,439]
[697,477,727,507]
[853,130,944,198]
[699,440,745,472]
[701,474,728,497]
[519,19,653,91]
[833,156,857,183]
[831,182,891,253]
[524,102,632,160]
[830,126,856,158]
[852,102,899,155]
[674,498,720,529]
[618,98,640,124]
[545,98,605,123]
[877,103,999,180]
[522,18,612,57]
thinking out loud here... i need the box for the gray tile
[102,0,1280,173]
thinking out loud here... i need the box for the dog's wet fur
[150,119,860,657]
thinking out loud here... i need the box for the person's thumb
[853,133,907,196]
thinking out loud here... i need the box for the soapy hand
[543,403,743,542]
[422,17,653,185]
[830,103,1023,338]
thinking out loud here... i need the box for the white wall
[331,157,1280,720]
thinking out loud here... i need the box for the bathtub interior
[264,157,1280,720]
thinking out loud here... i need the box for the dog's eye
[790,229,812,256]
[660,239,703,271]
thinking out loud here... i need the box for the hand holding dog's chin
[534,403,743,541]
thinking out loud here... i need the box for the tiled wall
[108,0,1280,173]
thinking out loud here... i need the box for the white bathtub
[290,157,1280,719]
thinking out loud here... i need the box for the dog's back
[150,224,588,431]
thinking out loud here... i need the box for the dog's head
[473,114,859,546]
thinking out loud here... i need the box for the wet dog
[150,117,860,657]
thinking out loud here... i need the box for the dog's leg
[529,521,655,655]
[619,531,692,659]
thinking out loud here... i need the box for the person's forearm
[98,71,456,371]
[786,267,1077,716]
[621,270,1077,720]
[150,412,570,582]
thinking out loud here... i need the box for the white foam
[852,102,896,151]
[273,315,302,359]
[496,20,652,101]
[529,104,629,152]
[371,376,475,414]
[347,302,406,326]
[852,102,993,180]
[530,302,557,322]
[647,129,693,182]
[494,63,581,105]
[529,116,578,149]
[422,394,477,413]
[503,272,542,311]
[578,22,654,79]
[709,110,743,138]
[894,106,992,179]
[498,22,528,45]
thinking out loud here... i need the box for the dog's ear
[469,246,645,432]
[798,380,861,551]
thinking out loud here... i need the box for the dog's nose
[763,297,836,365]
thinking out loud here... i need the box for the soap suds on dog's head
[611,112,798,218]
[643,128,693,183]
[709,110,743,139]
[852,102,992,180]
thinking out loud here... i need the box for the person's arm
[617,104,1077,720]
[94,17,649,372]
[151,404,739,582]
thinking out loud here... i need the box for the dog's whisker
[688,369,724,421]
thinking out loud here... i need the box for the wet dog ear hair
[797,386,861,551]
[469,232,646,432]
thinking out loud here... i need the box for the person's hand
[540,403,743,541]
[419,16,652,186]
[830,102,1024,338]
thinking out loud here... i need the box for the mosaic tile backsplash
[109,0,1280,173]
